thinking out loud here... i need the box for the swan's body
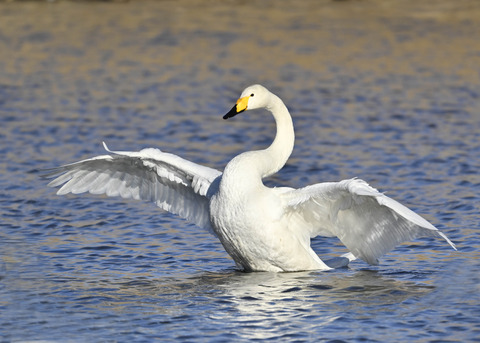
[45,84,456,272]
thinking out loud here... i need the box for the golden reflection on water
[2,1,479,86]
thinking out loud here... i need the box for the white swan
[45,84,456,272]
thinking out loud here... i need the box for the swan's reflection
[193,268,434,308]
[178,269,434,339]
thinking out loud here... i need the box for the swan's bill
[223,95,250,119]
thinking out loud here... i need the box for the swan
[44,84,456,272]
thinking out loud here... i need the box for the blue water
[1,1,479,342]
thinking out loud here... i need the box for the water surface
[1,1,479,341]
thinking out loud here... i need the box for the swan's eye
[250,93,254,97]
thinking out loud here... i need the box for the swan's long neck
[261,93,295,178]
[221,92,295,194]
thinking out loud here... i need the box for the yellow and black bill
[223,95,250,119]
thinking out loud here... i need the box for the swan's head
[223,84,271,119]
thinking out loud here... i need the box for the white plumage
[45,84,456,272]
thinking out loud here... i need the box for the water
[1,0,480,341]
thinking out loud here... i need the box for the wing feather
[44,143,222,233]
[280,178,456,265]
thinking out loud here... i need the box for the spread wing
[280,178,456,265]
[43,142,222,233]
